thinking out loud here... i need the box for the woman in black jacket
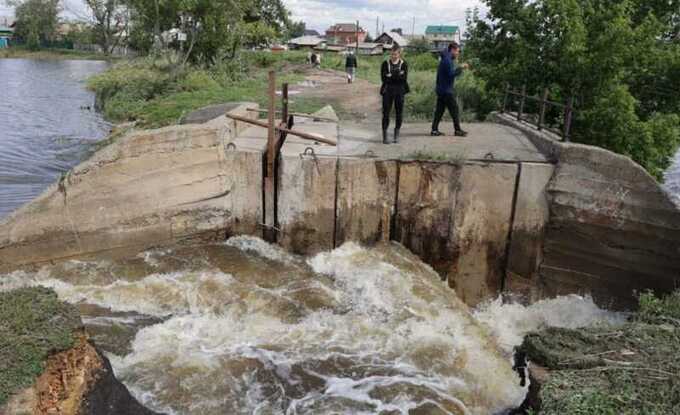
[380,46,409,144]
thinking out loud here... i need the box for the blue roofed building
[425,25,460,50]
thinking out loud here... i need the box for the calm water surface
[0,58,110,219]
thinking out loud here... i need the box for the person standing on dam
[431,42,469,137]
[381,46,410,144]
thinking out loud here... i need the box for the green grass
[0,46,113,61]
[88,52,329,128]
[520,290,680,414]
[0,287,82,406]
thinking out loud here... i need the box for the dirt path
[291,68,382,122]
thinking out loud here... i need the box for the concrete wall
[0,104,261,271]
[494,113,680,309]
[8,106,675,310]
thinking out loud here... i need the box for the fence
[500,85,575,142]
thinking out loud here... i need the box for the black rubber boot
[382,129,389,144]
[393,128,400,144]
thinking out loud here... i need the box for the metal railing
[500,85,575,142]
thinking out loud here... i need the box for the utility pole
[412,17,416,37]
[356,20,360,53]
[376,17,379,38]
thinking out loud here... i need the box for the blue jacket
[436,50,463,96]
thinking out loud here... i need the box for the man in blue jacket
[431,42,469,137]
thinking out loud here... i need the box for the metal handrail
[500,84,575,142]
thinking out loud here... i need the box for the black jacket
[345,54,357,68]
[380,59,410,95]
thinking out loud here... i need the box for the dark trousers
[382,90,404,131]
[431,93,462,132]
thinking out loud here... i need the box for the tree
[465,0,680,179]
[286,20,305,39]
[12,0,60,49]
[409,36,431,54]
[124,0,293,64]
[84,0,129,54]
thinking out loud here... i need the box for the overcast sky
[1,0,486,36]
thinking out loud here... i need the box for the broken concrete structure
[1,103,678,309]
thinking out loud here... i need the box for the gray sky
[1,0,486,36]
[285,0,485,36]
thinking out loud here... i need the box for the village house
[375,31,410,50]
[347,42,383,55]
[425,25,460,50]
[287,35,326,50]
[325,23,367,45]
[0,15,14,49]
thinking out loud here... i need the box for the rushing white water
[0,237,623,414]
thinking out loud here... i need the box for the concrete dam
[1,103,679,310]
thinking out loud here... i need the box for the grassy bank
[0,46,112,61]
[88,51,328,128]
[88,50,494,128]
[0,287,82,406]
[520,291,680,414]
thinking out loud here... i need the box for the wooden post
[563,95,574,142]
[517,84,526,122]
[264,71,277,242]
[538,87,549,131]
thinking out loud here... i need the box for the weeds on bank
[519,290,680,415]
[0,287,82,406]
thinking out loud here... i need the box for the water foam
[473,295,626,353]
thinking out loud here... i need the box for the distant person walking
[310,52,321,68]
[380,46,410,144]
[431,42,469,137]
[345,51,357,84]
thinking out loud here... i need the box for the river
[0,58,110,219]
[0,237,625,415]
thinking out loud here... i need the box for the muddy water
[0,237,622,415]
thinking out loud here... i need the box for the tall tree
[84,0,129,54]
[12,0,61,49]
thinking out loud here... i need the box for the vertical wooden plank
[263,71,277,242]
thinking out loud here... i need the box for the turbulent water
[0,237,624,415]
[665,151,680,205]
[0,58,110,219]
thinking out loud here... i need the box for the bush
[177,70,220,92]
[408,53,438,71]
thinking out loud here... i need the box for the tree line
[465,0,680,179]
[10,0,307,62]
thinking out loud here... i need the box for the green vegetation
[0,287,82,406]
[465,0,680,179]
[520,290,680,414]
[87,51,328,128]
[0,46,111,60]
[12,0,60,50]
